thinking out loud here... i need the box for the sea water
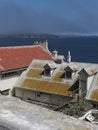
[0,36,98,63]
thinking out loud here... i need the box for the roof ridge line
[0,45,41,49]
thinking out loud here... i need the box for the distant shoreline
[0,34,59,39]
[0,34,98,38]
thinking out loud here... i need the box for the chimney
[44,40,49,51]
[34,41,39,45]
[34,40,50,52]
[67,51,71,63]
[52,50,58,58]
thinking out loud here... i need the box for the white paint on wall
[0,76,19,91]
[87,75,95,91]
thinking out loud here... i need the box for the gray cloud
[0,0,98,34]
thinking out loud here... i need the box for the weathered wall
[79,71,88,95]
[87,75,94,91]
[14,87,70,105]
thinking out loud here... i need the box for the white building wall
[0,76,19,92]
[14,87,24,98]
[50,70,54,76]
[87,75,94,91]
[72,72,75,78]
[79,71,95,97]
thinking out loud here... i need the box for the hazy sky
[0,0,98,35]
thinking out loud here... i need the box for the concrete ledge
[0,96,97,130]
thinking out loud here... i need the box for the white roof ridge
[0,45,41,49]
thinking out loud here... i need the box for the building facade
[11,56,98,106]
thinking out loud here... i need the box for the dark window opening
[93,104,98,108]
[28,98,31,100]
[45,69,51,76]
[1,71,19,79]
[37,94,41,97]
[37,92,43,97]
[66,71,72,79]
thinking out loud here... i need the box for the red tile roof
[0,45,53,72]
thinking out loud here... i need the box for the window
[45,68,51,76]
[44,63,56,77]
[66,71,72,79]
[37,93,41,97]
[93,104,98,108]
[37,92,43,97]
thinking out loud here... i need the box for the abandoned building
[0,41,53,94]
[11,51,98,106]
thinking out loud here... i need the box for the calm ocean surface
[0,37,98,63]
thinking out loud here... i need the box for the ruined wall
[14,87,70,105]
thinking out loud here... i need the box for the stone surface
[0,95,97,130]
